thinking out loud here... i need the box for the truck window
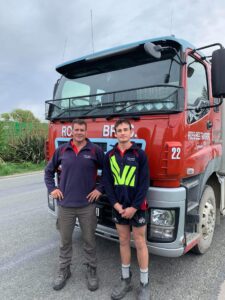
[187,56,209,124]
[59,80,90,107]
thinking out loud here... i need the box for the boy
[103,118,150,300]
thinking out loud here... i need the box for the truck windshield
[46,49,183,120]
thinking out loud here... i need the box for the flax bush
[13,134,46,163]
[0,122,47,164]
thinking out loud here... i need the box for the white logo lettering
[102,124,136,137]
[62,126,73,137]
[103,125,115,137]
[188,131,210,141]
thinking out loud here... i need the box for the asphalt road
[0,172,225,300]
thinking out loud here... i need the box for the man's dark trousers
[57,204,97,269]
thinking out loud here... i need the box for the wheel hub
[202,200,215,239]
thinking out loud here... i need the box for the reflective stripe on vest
[109,155,136,187]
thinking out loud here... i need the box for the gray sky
[1,0,225,121]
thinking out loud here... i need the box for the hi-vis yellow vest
[109,155,136,187]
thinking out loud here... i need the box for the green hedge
[0,121,48,163]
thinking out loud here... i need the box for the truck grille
[92,142,107,152]
[96,197,115,229]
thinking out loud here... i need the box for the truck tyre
[192,185,216,254]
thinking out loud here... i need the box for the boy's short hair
[72,119,87,129]
[114,118,132,131]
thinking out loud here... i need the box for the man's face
[73,123,87,143]
[115,123,132,143]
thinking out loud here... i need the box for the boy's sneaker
[111,276,132,300]
[137,281,151,300]
[53,265,71,290]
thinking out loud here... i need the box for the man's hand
[50,188,64,200]
[121,207,137,219]
[114,203,125,214]
[87,189,102,202]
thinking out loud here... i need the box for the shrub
[0,122,6,162]
[11,134,46,164]
[0,122,47,164]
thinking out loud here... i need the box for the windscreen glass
[46,45,183,119]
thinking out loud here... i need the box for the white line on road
[0,171,44,181]
[218,281,225,300]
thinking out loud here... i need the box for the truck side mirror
[144,42,162,59]
[211,48,225,98]
[187,66,194,78]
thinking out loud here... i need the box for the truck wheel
[192,185,216,254]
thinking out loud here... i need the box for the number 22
[171,147,181,159]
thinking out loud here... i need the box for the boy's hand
[114,203,124,214]
[121,207,137,219]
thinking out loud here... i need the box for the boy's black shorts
[112,208,148,227]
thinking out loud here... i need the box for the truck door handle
[207,120,213,129]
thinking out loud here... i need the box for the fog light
[150,227,174,239]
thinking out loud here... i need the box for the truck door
[185,54,212,169]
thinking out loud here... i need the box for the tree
[0,121,6,163]
[1,113,11,121]
[1,109,40,123]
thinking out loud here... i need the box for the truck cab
[45,36,225,257]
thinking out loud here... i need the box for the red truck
[45,36,225,257]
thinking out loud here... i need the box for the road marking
[0,171,43,181]
[0,240,58,272]
[218,281,225,300]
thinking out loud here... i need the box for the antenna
[169,0,175,36]
[170,7,173,35]
[62,37,67,61]
[90,9,95,53]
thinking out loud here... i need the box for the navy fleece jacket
[44,139,104,207]
[103,142,149,210]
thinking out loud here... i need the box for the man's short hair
[114,118,132,131]
[72,119,87,129]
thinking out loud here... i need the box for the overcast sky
[1,0,225,121]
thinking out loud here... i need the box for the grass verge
[0,161,45,176]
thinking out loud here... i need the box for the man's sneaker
[137,281,151,300]
[86,265,99,291]
[111,277,132,300]
[53,266,71,291]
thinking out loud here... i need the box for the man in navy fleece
[45,119,104,292]
[103,119,150,300]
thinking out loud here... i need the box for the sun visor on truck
[56,45,141,79]
[56,59,88,79]
[211,48,225,98]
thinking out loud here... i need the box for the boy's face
[115,122,132,143]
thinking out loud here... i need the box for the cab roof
[56,36,196,76]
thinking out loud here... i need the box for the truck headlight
[151,209,175,226]
[147,209,177,242]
